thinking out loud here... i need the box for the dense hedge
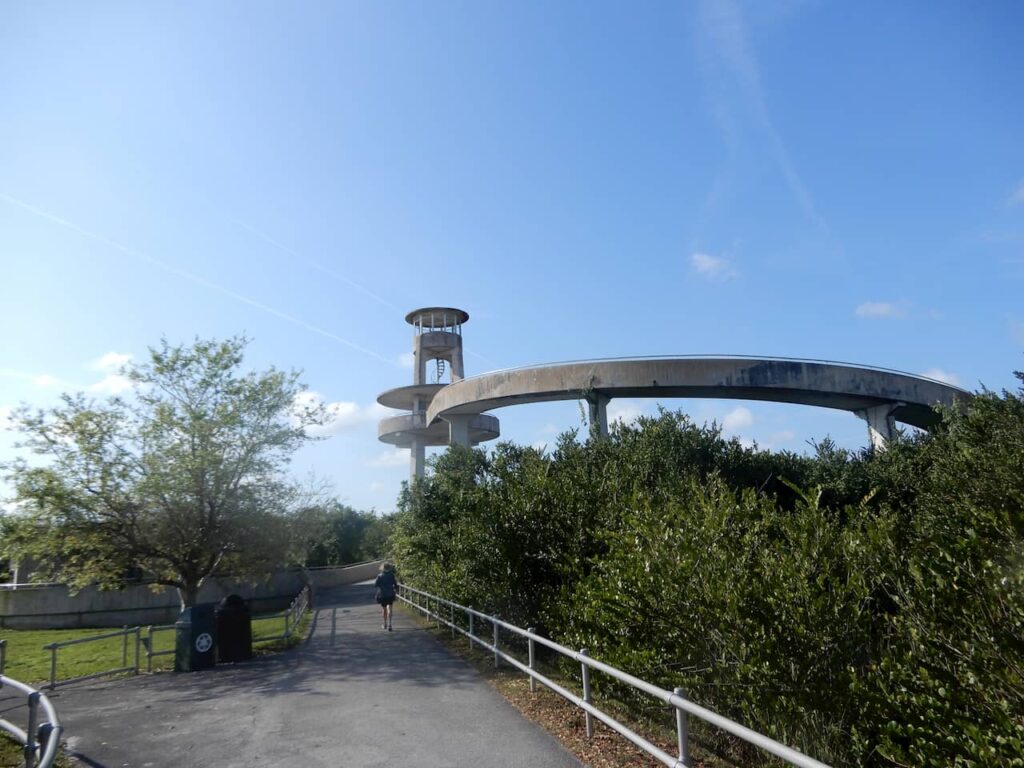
[390,376,1024,766]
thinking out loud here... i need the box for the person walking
[375,562,399,631]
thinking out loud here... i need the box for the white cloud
[89,374,134,395]
[765,430,796,449]
[921,368,961,386]
[690,252,739,281]
[722,406,754,432]
[366,449,409,468]
[855,301,906,319]
[90,352,132,372]
[33,374,61,389]
[1009,180,1024,207]
[607,400,647,426]
[293,391,389,437]
[398,352,415,369]
[369,481,387,492]
[0,368,67,390]
[530,441,550,453]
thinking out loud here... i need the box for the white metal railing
[43,626,141,690]
[0,665,63,768]
[255,586,310,643]
[398,584,831,768]
[141,624,176,672]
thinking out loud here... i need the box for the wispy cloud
[1008,180,1024,207]
[90,352,132,372]
[230,219,402,312]
[607,400,649,426]
[89,374,134,395]
[921,368,961,386]
[0,368,67,390]
[764,430,796,449]
[86,352,134,394]
[722,405,754,432]
[1009,316,1024,346]
[694,0,835,242]
[690,252,740,281]
[293,391,388,437]
[366,449,409,469]
[855,301,907,319]
[0,192,397,366]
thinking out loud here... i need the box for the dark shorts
[376,591,395,606]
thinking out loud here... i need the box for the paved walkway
[46,584,582,767]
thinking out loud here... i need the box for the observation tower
[377,307,500,479]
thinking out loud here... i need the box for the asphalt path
[41,583,582,767]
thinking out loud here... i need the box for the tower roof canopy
[405,307,469,327]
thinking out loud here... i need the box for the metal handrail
[0,673,63,768]
[398,584,830,768]
[255,586,310,643]
[43,626,141,690]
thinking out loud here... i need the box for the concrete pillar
[587,393,609,439]
[414,340,426,385]
[410,436,425,479]
[448,414,472,448]
[451,353,465,382]
[856,403,901,451]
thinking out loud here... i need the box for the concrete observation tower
[377,308,500,478]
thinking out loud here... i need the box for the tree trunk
[178,582,201,612]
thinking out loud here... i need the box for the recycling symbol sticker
[195,632,213,653]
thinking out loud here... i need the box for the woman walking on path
[375,562,399,630]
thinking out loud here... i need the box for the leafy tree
[301,501,392,566]
[2,336,325,609]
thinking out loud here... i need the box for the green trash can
[175,604,217,672]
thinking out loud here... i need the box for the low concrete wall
[0,571,305,629]
[306,560,384,590]
[0,562,386,630]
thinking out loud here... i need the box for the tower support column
[410,436,426,479]
[856,403,902,451]
[447,414,473,448]
[587,393,610,438]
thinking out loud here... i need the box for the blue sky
[2,1,1023,513]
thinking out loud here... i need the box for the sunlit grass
[0,609,310,686]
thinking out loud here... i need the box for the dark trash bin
[175,603,217,672]
[216,594,253,662]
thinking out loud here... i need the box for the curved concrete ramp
[427,357,970,447]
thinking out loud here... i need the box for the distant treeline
[301,503,392,567]
[389,372,1024,767]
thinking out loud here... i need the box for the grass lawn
[0,610,309,687]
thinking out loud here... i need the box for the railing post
[284,609,291,639]
[48,645,57,690]
[0,638,6,677]
[493,617,500,669]
[146,626,154,673]
[122,625,129,669]
[134,627,141,675]
[581,648,593,738]
[674,687,690,766]
[450,603,455,638]
[527,628,536,693]
[24,690,39,768]
[468,610,474,650]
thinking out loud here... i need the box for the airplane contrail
[230,218,403,313]
[0,192,397,366]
